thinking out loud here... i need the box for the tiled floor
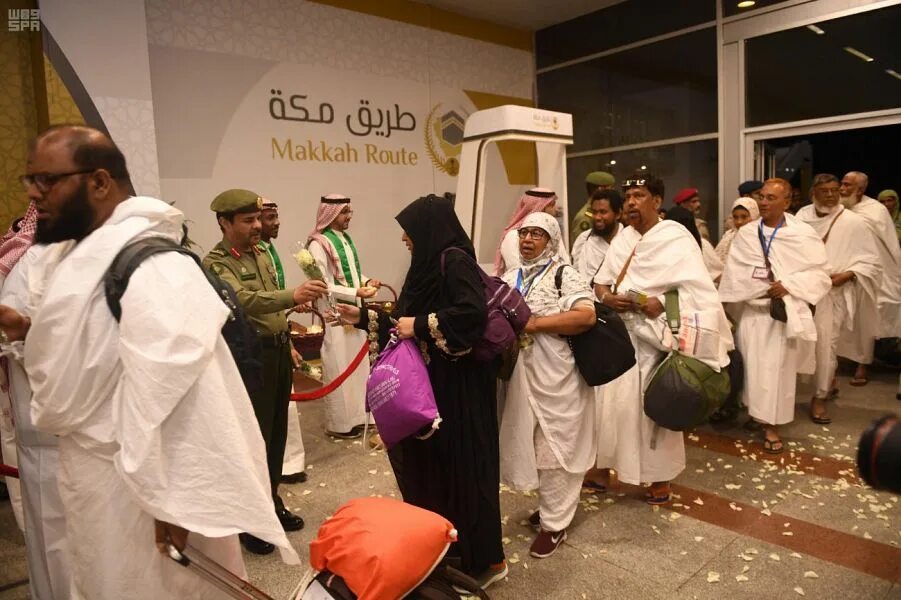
[0,363,898,599]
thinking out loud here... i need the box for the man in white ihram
[0,125,300,598]
[837,171,901,387]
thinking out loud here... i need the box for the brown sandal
[763,438,784,454]
[809,398,832,425]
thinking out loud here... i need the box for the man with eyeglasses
[0,125,301,598]
[796,173,881,423]
[837,171,901,387]
[306,194,381,439]
[592,174,733,503]
[571,188,623,280]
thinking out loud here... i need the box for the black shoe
[277,507,305,531]
[325,424,365,440]
[280,471,308,484]
[239,533,274,555]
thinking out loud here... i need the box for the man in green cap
[203,188,327,555]
[569,171,615,247]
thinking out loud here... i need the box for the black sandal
[763,438,784,454]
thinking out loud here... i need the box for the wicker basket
[366,283,398,314]
[289,308,326,358]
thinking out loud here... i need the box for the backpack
[439,247,531,362]
[103,237,264,394]
[553,265,635,386]
[642,290,730,431]
[300,560,489,600]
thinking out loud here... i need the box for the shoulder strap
[104,237,201,321]
[554,264,566,298]
[613,245,638,293]
[663,289,680,335]
[822,209,844,244]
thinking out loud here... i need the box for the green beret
[586,171,615,186]
[211,189,263,214]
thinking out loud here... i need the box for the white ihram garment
[309,235,369,433]
[1,245,70,599]
[795,205,881,395]
[24,197,298,599]
[719,215,831,425]
[594,221,732,484]
[844,196,901,343]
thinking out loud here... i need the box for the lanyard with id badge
[757,218,788,322]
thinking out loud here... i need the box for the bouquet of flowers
[294,245,338,321]
[298,360,322,382]
[294,247,325,281]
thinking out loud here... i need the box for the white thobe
[719,215,831,425]
[309,234,369,433]
[844,196,901,342]
[594,221,733,484]
[282,392,306,475]
[0,245,70,599]
[796,205,882,395]
[499,261,597,531]
[571,226,616,280]
[499,228,571,276]
[701,237,724,282]
[23,197,298,600]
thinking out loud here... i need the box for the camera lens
[857,415,901,494]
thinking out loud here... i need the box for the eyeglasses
[517,228,549,240]
[19,169,96,193]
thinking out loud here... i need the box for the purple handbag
[366,337,441,448]
[440,248,531,362]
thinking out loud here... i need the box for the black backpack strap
[554,264,566,298]
[104,237,201,321]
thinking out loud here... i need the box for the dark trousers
[249,342,293,502]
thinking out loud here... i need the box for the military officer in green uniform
[203,188,327,555]
[569,171,616,247]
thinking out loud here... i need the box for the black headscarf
[395,194,476,316]
[665,205,702,248]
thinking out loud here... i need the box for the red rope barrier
[1,464,19,479]
[291,340,369,402]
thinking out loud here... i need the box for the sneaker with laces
[530,528,567,558]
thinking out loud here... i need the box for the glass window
[745,5,901,126]
[722,0,793,18]
[566,140,721,240]
[538,28,717,153]
[536,0,715,70]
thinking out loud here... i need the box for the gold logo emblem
[424,104,468,176]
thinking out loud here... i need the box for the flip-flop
[763,438,784,454]
[582,480,608,493]
[849,377,869,387]
[645,492,671,505]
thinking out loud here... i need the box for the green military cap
[586,171,615,186]
[211,189,264,213]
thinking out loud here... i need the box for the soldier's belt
[259,331,290,347]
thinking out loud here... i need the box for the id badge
[752,266,770,281]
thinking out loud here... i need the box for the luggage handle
[166,543,275,600]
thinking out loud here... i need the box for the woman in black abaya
[336,195,506,586]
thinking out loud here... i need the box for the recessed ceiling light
[609,160,617,165]
[886,69,901,82]
[843,46,875,62]
[640,165,647,170]
[806,24,825,35]
[737,1,756,8]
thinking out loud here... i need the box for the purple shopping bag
[366,337,441,448]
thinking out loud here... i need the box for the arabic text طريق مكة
[269,90,417,139]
